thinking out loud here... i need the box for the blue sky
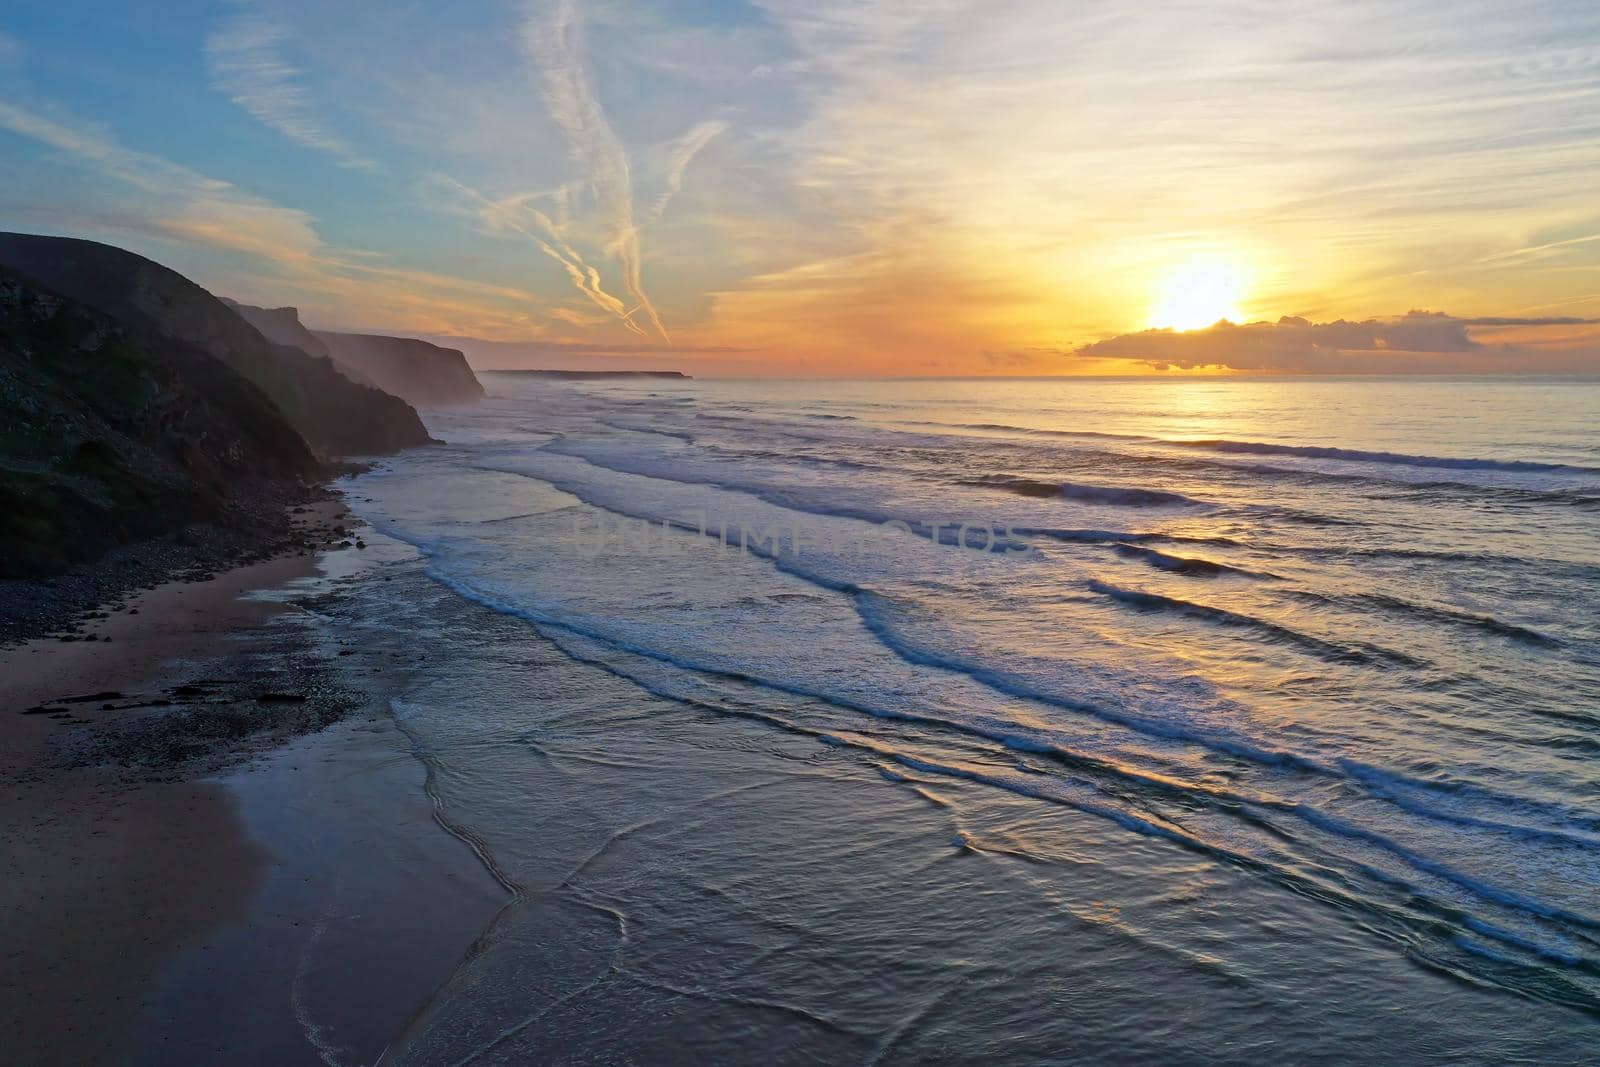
[4,1,1600,373]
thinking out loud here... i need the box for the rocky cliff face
[219,300,382,388]
[0,234,435,457]
[315,330,486,407]
[223,301,482,405]
[0,267,318,578]
[218,298,332,360]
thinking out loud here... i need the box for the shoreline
[2,551,320,1063]
[0,480,350,648]
[1,496,504,1065]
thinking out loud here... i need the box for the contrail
[439,176,646,335]
[521,0,669,342]
[652,119,728,221]
[1477,232,1600,265]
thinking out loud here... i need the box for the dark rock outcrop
[0,266,317,578]
[314,330,485,407]
[0,234,434,456]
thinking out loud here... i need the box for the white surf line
[291,875,354,1067]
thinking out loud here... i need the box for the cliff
[0,266,318,578]
[219,300,376,390]
[0,234,434,456]
[315,330,486,407]
[218,298,331,360]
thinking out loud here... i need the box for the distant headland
[490,370,691,380]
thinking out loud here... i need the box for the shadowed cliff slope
[0,234,433,456]
[218,300,377,389]
[0,266,318,578]
[218,298,332,360]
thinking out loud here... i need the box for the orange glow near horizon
[3,3,1599,376]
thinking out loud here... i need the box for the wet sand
[1,554,314,1063]
[0,502,504,1065]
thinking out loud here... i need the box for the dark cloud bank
[1077,312,1600,374]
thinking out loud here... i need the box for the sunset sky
[3,0,1599,374]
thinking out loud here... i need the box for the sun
[1149,257,1247,331]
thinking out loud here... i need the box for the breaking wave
[1174,439,1600,474]
[964,475,1199,507]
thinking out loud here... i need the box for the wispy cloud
[9,0,1600,371]
[520,0,669,342]
[693,0,1600,366]
[1476,232,1600,266]
[438,174,648,336]
[205,9,373,169]
[0,99,565,338]
[651,119,728,221]
[0,99,322,261]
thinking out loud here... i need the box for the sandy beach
[1,499,503,1065]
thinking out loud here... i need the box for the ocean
[342,375,1600,1063]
